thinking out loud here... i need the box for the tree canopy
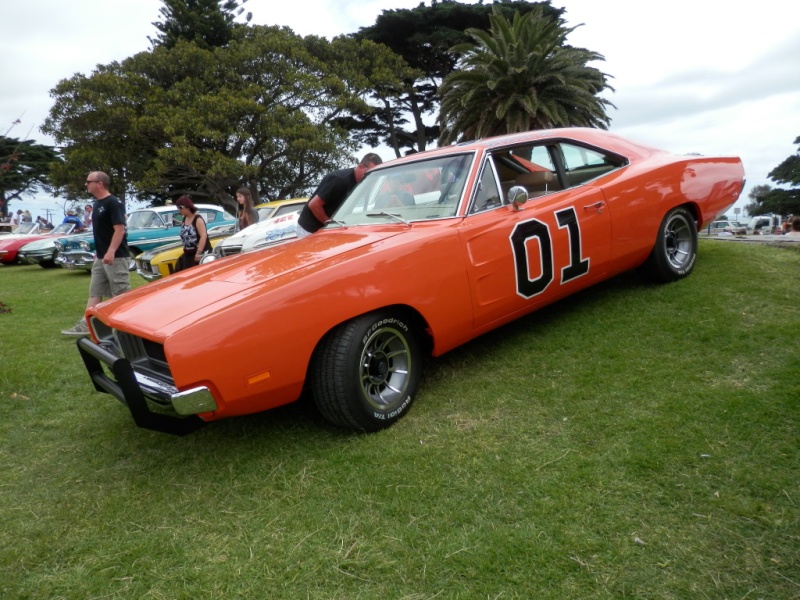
[149,0,252,50]
[40,0,613,205]
[0,135,61,217]
[43,26,408,210]
[354,1,561,157]
[437,6,614,145]
[745,136,800,217]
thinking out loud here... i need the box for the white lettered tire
[639,206,697,283]
[311,310,421,431]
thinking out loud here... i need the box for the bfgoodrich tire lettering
[639,206,697,283]
[311,310,421,432]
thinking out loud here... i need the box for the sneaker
[61,320,90,337]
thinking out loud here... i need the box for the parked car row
[54,203,237,271]
[136,198,306,281]
[8,199,309,288]
[700,215,789,236]
[2,222,80,266]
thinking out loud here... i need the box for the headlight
[200,254,217,265]
[79,240,91,251]
[54,241,64,251]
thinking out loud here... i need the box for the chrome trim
[76,336,208,435]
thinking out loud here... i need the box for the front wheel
[39,249,59,269]
[638,206,697,283]
[310,310,422,432]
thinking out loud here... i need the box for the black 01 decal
[510,207,589,299]
[556,207,589,282]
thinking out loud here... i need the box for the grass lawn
[1,240,798,599]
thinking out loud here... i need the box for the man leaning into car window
[296,153,382,238]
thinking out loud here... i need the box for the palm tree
[437,7,615,145]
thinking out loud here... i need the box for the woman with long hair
[236,187,259,231]
[174,196,210,272]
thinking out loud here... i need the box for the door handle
[583,201,605,213]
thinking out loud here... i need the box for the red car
[77,128,744,434]
[0,222,80,265]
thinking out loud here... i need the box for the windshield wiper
[324,218,348,229]
[366,212,410,226]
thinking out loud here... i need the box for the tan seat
[515,171,554,195]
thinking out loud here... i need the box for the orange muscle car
[76,128,744,434]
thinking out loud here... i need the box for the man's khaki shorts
[89,257,131,299]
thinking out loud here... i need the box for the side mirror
[200,254,217,265]
[508,186,528,211]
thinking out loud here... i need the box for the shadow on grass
[76,269,658,469]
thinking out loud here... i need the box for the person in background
[236,187,259,231]
[296,153,382,238]
[36,216,53,230]
[10,210,21,230]
[84,204,93,229]
[21,209,32,223]
[62,209,85,231]
[786,216,800,237]
[61,171,130,337]
[174,196,210,272]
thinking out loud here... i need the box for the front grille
[91,317,174,383]
[116,331,172,380]
[136,259,159,276]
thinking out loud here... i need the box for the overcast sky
[2,0,799,219]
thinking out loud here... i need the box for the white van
[745,214,781,234]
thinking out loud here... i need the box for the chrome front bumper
[58,251,95,270]
[77,337,214,435]
[135,258,163,281]
[18,247,57,265]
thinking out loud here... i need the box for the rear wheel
[311,310,421,432]
[638,206,697,283]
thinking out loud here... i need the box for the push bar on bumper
[76,337,213,435]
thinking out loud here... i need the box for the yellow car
[255,197,308,221]
[135,225,233,281]
[135,198,307,281]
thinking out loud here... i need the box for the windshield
[127,210,166,229]
[333,154,474,226]
[51,223,74,235]
[14,222,38,234]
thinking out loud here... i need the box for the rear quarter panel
[600,155,744,274]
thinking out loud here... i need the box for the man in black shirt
[296,153,382,238]
[62,171,130,336]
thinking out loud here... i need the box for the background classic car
[210,210,301,258]
[703,219,747,235]
[254,197,308,223]
[17,223,88,268]
[135,225,233,281]
[212,197,307,258]
[56,204,236,270]
[77,128,744,435]
[0,222,78,265]
[136,199,307,280]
